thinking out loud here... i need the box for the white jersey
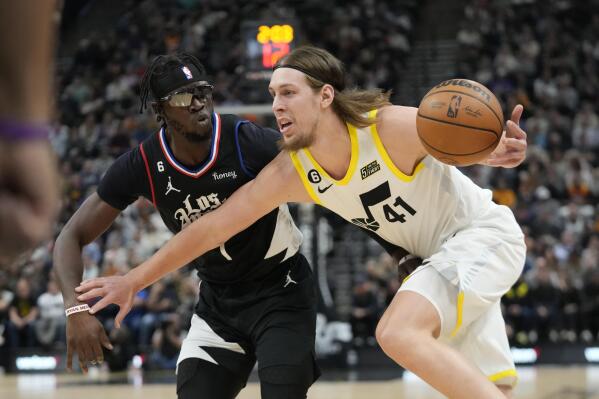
[289,109,497,259]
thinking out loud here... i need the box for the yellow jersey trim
[402,269,417,285]
[303,122,358,185]
[450,291,464,338]
[289,152,322,205]
[488,368,518,384]
[369,109,425,182]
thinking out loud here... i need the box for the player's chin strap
[392,247,423,285]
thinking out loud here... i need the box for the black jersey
[97,113,302,284]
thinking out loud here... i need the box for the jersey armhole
[234,120,257,178]
[139,143,157,207]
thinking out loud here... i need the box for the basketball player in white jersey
[76,46,528,398]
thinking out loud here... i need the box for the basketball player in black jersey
[54,53,320,399]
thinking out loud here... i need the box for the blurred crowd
[1,0,597,371]
[350,0,599,349]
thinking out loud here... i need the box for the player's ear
[152,102,165,123]
[320,84,335,109]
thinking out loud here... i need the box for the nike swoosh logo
[318,184,333,193]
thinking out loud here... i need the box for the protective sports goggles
[160,83,214,107]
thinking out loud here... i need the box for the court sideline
[1,366,598,399]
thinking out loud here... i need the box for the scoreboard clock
[242,21,299,79]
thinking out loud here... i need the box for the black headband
[151,63,208,99]
[273,64,344,91]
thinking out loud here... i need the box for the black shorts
[177,253,320,398]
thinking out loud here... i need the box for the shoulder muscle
[377,105,427,164]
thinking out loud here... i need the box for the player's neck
[165,129,211,167]
[308,112,352,180]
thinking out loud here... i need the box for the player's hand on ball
[66,312,112,373]
[76,275,135,329]
[481,104,527,168]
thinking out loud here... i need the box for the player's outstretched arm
[479,104,527,168]
[75,152,307,327]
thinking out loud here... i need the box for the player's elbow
[55,221,85,253]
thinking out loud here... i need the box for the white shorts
[399,205,525,387]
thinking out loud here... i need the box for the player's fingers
[510,104,524,125]
[492,156,522,167]
[505,120,526,140]
[115,305,130,329]
[482,157,506,166]
[91,339,104,365]
[81,342,94,365]
[75,278,105,292]
[89,297,113,314]
[66,344,73,371]
[76,287,106,302]
[484,150,499,159]
[485,153,520,164]
[79,359,88,374]
[502,137,527,151]
[78,345,92,374]
[100,329,114,351]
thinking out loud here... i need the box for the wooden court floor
[1,366,598,398]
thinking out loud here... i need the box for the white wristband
[65,304,90,317]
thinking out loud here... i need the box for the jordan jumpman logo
[165,176,181,195]
[284,269,297,288]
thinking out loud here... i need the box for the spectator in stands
[350,275,380,347]
[116,289,148,347]
[528,258,561,343]
[557,270,582,343]
[148,313,183,370]
[7,278,38,347]
[138,276,179,350]
[492,176,517,209]
[0,272,14,346]
[35,278,66,348]
[502,276,533,345]
[581,234,599,272]
[581,270,599,342]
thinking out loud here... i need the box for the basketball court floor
[1,366,598,399]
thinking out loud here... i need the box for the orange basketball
[416,79,503,166]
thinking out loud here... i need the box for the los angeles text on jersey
[175,193,225,228]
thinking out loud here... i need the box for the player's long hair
[275,46,391,128]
